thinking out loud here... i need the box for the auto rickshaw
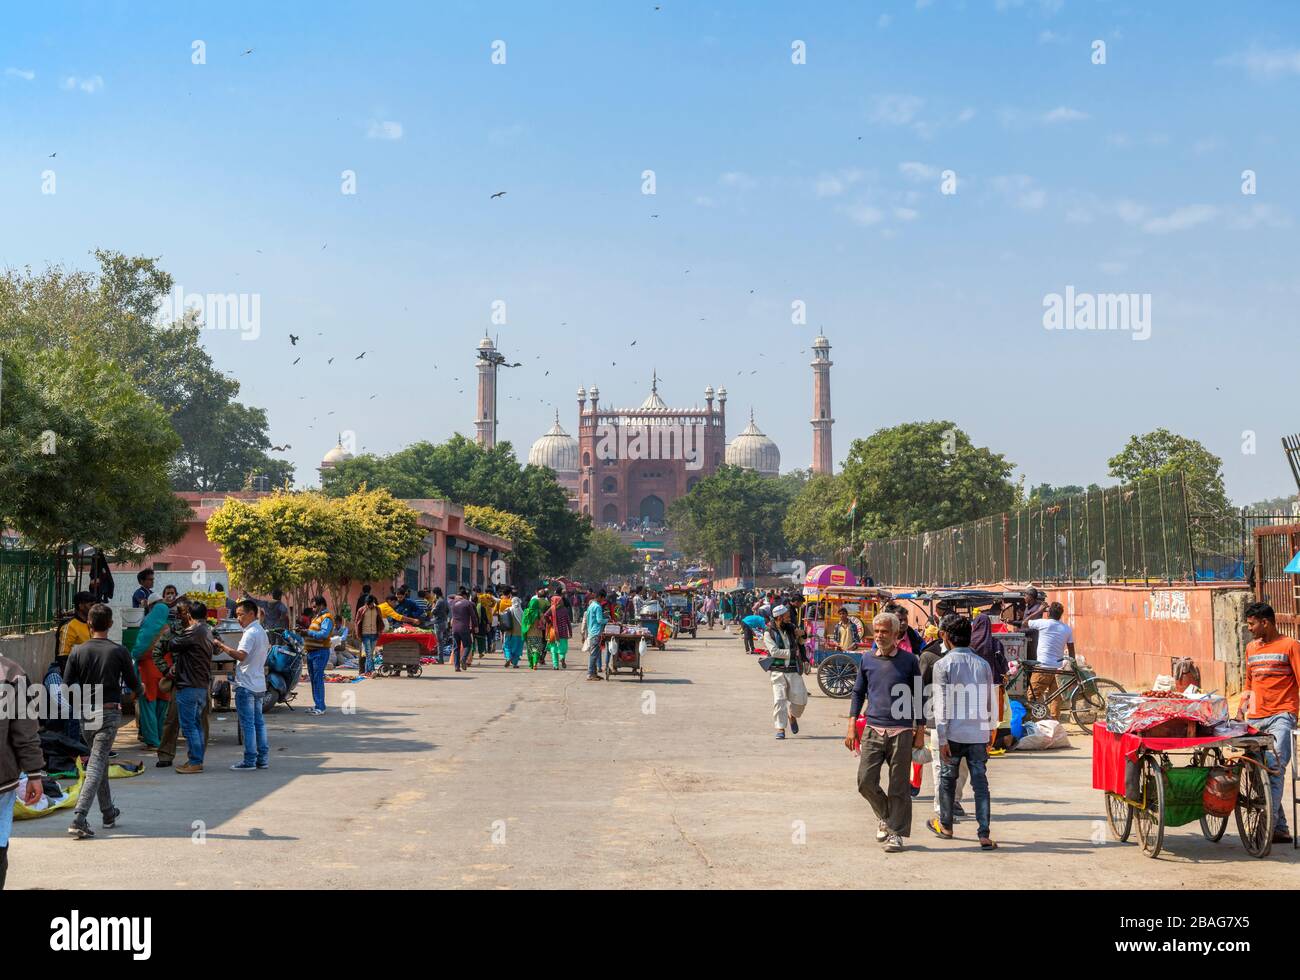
[663,587,697,638]
[800,585,893,698]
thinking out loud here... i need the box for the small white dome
[478,335,496,350]
[725,412,780,476]
[812,334,831,349]
[321,439,354,468]
[528,414,580,475]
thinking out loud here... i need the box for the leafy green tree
[1026,482,1104,506]
[566,527,642,586]
[783,472,853,559]
[322,434,590,576]
[0,345,190,555]
[463,504,542,581]
[841,421,1018,538]
[1107,428,1230,514]
[668,465,789,574]
[0,250,293,491]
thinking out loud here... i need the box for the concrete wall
[0,630,57,680]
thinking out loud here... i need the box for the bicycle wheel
[1132,755,1165,858]
[1193,750,1228,842]
[1235,758,1273,858]
[1070,678,1124,734]
[817,653,859,699]
[1105,791,1133,842]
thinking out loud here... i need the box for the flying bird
[327,357,334,364]
[490,191,507,199]
[289,334,299,345]
[630,340,637,346]
[270,444,291,452]
[355,351,367,360]
[321,244,327,250]
[292,357,301,365]
[241,48,253,56]
[369,394,377,400]
[48,152,56,158]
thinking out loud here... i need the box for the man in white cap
[763,605,810,739]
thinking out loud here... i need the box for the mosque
[318,332,834,525]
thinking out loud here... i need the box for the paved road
[10,630,1297,888]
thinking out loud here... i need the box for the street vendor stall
[1094,688,1276,858]
[375,627,439,677]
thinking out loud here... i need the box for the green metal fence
[860,473,1241,587]
[0,547,64,636]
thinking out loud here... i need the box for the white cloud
[845,204,884,226]
[1140,204,1218,234]
[720,171,759,190]
[488,123,527,146]
[367,120,403,140]
[893,207,920,221]
[870,94,924,126]
[1227,203,1291,231]
[814,169,865,198]
[899,161,939,182]
[693,195,718,208]
[1114,199,1148,225]
[956,107,977,123]
[1217,46,1300,80]
[1042,105,1088,123]
[61,75,103,94]
[5,67,35,81]
[1038,30,1064,44]
[990,174,1046,211]
[996,0,1064,12]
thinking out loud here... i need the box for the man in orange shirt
[1238,601,1299,844]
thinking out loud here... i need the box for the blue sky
[3,0,1299,504]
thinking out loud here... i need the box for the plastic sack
[1015,719,1071,750]
[1009,698,1028,740]
[15,761,84,820]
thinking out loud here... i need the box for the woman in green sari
[520,593,547,670]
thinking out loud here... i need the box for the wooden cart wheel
[1132,755,1165,858]
[1104,791,1133,842]
[408,665,421,677]
[817,653,858,699]
[1192,750,1228,842]
[1235,757,1273,858]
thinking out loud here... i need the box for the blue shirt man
[585,592,609,679]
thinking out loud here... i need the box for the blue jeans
[175,687,207,765]
[1248,711,1295,832]
[360,635,377,673]
[235,686,269,767]
[587,639,602,676]
[307,649,330,710]
[0,787,15,847]
[939,740,991,837]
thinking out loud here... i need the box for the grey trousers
[73,707,121,821]
[857,728,915,837]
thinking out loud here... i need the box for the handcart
[375,632,436,677]
[601,622,650,681]
[1094,723,1276,859]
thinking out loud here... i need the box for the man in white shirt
[215,598,271,771]
[1023,601,1075,720]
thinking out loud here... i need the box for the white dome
[321,439,354,468]
[528,414,580,475]
[725,412,780,476]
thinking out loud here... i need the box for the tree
[322,434,590,576]
[207,487,425,613]
[1107,428,1230,514]
[668,465,789,574]
[841,421,1018,537]
[567,527,642,585]
[1026,483,1103,506]
[0,345,190,555]
[0,251,293,492]
[783,473,853,559]
[463,504,542,581]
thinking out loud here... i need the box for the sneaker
[1273,828,1294,844]
[230,762,257,771]
[883,834,905,853]
[307,708,325,716]
[175,763,204,774]
[102,808,121,829]
[68,819,94,839]
[155,758,173,768]
[876,821,889,843]
[775,730,786,739]
[789,716,799,735]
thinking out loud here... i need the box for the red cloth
[1091,723,1255,794]
[378,631,439,654]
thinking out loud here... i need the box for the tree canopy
[668,464,791,574]
[1107,428,1230,514]
[566,527,642,586]
[0,345,190,555]
[321,434,590,578]
[0,250,293,492]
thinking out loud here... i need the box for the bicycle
[1006,655,1125,734]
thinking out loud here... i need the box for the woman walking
[543,588,573,670]
[356,595,382,676]
[521,592,547,670]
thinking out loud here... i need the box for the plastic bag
[1015,719,1071,750]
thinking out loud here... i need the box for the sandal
[926,817,953,839]
[979,838,998,850]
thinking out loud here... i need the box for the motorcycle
[262,629,306,713]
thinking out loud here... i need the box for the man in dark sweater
[845,611,923,852]
[63,604,141,838]
[160,600,214,773]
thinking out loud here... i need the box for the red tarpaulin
[378,631,440,654]
[1091,723,1255,794]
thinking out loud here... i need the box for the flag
[846,497,857,518]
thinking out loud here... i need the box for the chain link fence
[861,473,1272,588]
